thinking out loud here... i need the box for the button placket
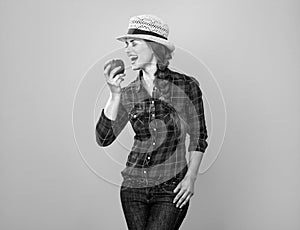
[152,101,155,119]
[145,154,151,167]
[149,98,156,152]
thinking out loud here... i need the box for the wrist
[110,92,121,100]
[185,173,198,182]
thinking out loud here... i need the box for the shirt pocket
[128,104,146,127]
[126,151,139,165]
[170,96,186,113]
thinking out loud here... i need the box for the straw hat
[116,14,175,52]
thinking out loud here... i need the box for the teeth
[130,56,138,62]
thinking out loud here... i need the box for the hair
[145,40,173,71]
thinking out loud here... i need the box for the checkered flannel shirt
[95,67,208,183]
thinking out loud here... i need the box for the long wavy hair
[145,40,174,71]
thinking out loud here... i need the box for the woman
[95,14,208,230]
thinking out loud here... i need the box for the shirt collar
[132,65,171,93]
[131,70,142,93]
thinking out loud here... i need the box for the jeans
[120,176,189,230]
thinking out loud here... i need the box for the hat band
[127,28,167,40]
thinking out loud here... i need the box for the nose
[125,42,134,54]
[125,45,132,55]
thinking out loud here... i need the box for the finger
[179,193,193,209]
[107,73,124,84]
[110,73,125,85]
[115,76,125,85]
[178,191,193,208]
[173,187,185,204]
[104,64,111,79]
[115,73,126,79]
[173,183,181,193]
[175,190,189,208]
[109,66,122,78]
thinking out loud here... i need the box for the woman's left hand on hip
[173,176,195,208]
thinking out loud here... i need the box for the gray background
[1,0,299,229]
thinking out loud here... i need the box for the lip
[129,55,138,64]
[128,55,138,59]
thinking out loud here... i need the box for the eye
[128,39,138,46]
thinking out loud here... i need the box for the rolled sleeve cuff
[95,109,116,146]
[188,138,208,153]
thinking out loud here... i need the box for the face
[124,38,157,71]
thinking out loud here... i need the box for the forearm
[95,92,126,147]
[185,151,204,181]
[104,93,121,120]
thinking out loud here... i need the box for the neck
[141,62,157,82]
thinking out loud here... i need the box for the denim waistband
[121,174,183,189]
[121,165,188,188]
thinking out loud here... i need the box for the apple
[104,59,125,78]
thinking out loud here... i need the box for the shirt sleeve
[185,77,209,153]
[95,102,129,147]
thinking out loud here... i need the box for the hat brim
[116,34,175,52]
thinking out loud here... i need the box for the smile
[129,55,138,64]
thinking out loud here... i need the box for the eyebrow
[126,39,136,43]
[125,39,137,47]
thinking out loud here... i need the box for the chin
[131,64,141,71]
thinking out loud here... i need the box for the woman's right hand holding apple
[103,60,126,120]
[104,62,126,95]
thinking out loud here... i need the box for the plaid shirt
[95,67,208,184]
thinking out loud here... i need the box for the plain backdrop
[1,0,300,229]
